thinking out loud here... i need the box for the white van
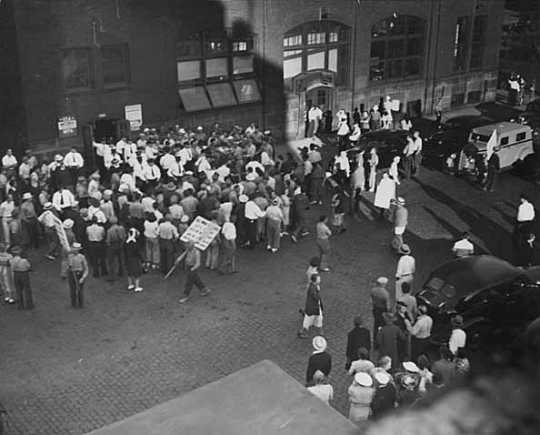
[459,122,534,171]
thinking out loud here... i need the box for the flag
[486,129,497,159]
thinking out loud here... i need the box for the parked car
[348,130,409,169]
[415,255,540,349]
[422,116,493,169]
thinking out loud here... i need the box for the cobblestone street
[1,163,537,434]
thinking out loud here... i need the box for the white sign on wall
[124,104,143,131]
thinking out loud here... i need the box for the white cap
[402,361,420,373]
[354,372,373,387]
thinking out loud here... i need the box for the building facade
[1,0,505,150]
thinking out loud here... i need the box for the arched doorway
[282,21,350,139]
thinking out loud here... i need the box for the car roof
[425,255,523,297]
[471,121,532,137]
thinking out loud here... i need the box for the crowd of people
[0,122,337,308]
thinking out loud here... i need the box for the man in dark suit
[484,148,500,192]
[345,316,371,369]
[306,335,332,385]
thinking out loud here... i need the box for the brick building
[0,0,505,151]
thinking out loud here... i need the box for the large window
[282,21,350,84]
[369,15,425,81]
[470,15,487,69]
[101,44,130,87]
[62,48,92,90]
[176,33,259,112]
[453,17,470,71]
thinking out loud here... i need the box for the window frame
[61,47,94,92]
[369,15,426,82]
[100,43,130,89]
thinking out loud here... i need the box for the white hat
[354,372,373,387]
[180,215,189,223]
[239,194,248,203]
[376,276,389,285]
[119,183,130,193]
[55,154,63,161]
[402,361,420,373]
[103,189,113,196]
[63,219,74,229]
[43,202,53,210]
[71,242,82,250]
[374,371,391,386]
[397,196,406,204]
[312,336,327,353]
[22,192,32,200]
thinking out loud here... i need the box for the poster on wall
[124,104,143,131]
[57,115,78,138]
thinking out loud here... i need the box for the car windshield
[470,133,491,142]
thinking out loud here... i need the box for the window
[467,90,481,103]
[369,15,425,81]
[177,32,258,111]
[178,87,211,111]
[500,136,509,146]
[453,17,469,71]
[307,32,326,45]
[233,79,261,103]
[101,44,129,86]
[451,92,465,107]
[282,21,350,84]
[470,15,487,69]
[177,60,201,81]
[62,48,92,90]
[516,132,526,141]
[206,83,236,107]
[283,34,302,47]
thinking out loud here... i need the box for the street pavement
[0,162,537,434]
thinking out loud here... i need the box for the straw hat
[354,372,373,387]
[312,336,327,353]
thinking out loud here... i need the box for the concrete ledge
[86,360,358,435]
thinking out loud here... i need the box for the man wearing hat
[11,246,33,310]
[370,277,390,333]
[370,371,396,420]
[264,197,283,252]
[20,192,39,250]
[393,197,408,237]
[67,243,89,308]
[306,336,332,384]
[395,244,415,304]
[346,316,372,370]
[376,312,406,371]
[347,372,375,423]
[449,314,466,355]
[38,202,60,260]
[106,216,126,281]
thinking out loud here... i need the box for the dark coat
[376,324,405,370]
[370,384,397,419]
[304,283,322,316]
[346,326,371,363]
[306,351,332,383]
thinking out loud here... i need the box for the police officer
[67,242,89,308]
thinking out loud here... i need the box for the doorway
[306,87,332,111]
[93,118,117,143]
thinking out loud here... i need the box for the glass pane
[178,87,211,111]
[207,83,237,107]
[233,55,253,74]
[407,16,425,35]
[284,49,303,58]
[307,51,325,70]
[404,58,420,76]
[369,61,385,81]
[328,48,338,72]
[283,56,302,79]
[388,40,405,58]
[232,41,248,52]
[389,16,406,35]
[407,38,422,56]
[370,40,386,59]
[328,32,339,43]
[233,79,261,103]
[206,39,227,55]
[102,45,128,85]
[177,60,201,81]
[177,38,202,58]
[62,49,90,89]
[205,57,228,78]
[283,34,302,47]
[388,59,403,78]
[307,32,326,45]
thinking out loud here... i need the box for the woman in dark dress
[125,227,143,292]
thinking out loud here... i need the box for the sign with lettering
[125,104,143,131]
[180,216,221,251]
[58,116,78,138]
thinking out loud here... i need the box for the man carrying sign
[179,241,211,304]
